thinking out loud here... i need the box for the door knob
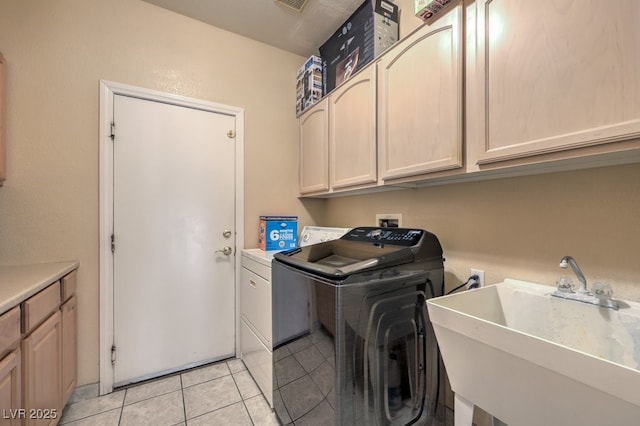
[223,229,232,238]
[216,246,233,256]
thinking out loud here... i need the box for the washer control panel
[341,227,424,247]
[298,226,351,247]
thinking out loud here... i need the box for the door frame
[98,80,244,395]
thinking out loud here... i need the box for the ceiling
[143,0,366,58]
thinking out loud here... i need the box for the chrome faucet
[559,256,588,293]
[553,256,618,310]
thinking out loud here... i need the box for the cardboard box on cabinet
[319,0,399,94]
[415,0,456,23]
[296,55,324,116]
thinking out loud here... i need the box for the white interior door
[112,94,236,386]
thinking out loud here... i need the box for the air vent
[275,0,309,12]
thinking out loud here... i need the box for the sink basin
[427,279,640,426]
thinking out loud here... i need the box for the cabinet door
[329,66,377,189]
[0,52,5,185]
[61,295,77,407]
[0,306,20,359]
[0,349,21,426]
[61,270,77,303]
[299,98,329,195]
[378,6,463,181]
[22,311,61,426]
[22,282,61,335]
[474,0,640,164]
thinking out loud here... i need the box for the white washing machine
[240,226,350,407]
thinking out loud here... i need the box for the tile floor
[59,358,280,426]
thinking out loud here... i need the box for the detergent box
[259,216,298,251]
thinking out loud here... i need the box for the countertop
[0,261,79,315]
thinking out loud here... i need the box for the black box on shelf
[319,0,399,94]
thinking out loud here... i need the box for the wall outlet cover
[375,213,403,228]
[470,268,485,287]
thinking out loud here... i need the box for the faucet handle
[556,276,575,293]
[593,282,613,300]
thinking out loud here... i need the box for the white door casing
[99,81,244,394]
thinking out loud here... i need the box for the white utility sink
[427,279,640,426]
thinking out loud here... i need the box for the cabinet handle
[249,279,257,288]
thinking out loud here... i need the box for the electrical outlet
[470,268,485,287]
[375,213,402,228]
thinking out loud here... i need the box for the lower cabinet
[0,51,6,186]
[0,349,21,426]
[22,312,62,426]
[61,295,77,405]
[0,267,78,426]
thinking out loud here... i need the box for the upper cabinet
[472,0,640,165]
[329,66,377,190]
[299,1,640,197]
[378,5,463,181]
[299,66,377,196]
[0,52,6,185]
[298,5,463,196]
[299,98,329,195]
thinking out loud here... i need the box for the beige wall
[0,0,324,386]
[395,0,424,37]
[324,163,640,299]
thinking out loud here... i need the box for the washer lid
[275,227,443,278]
